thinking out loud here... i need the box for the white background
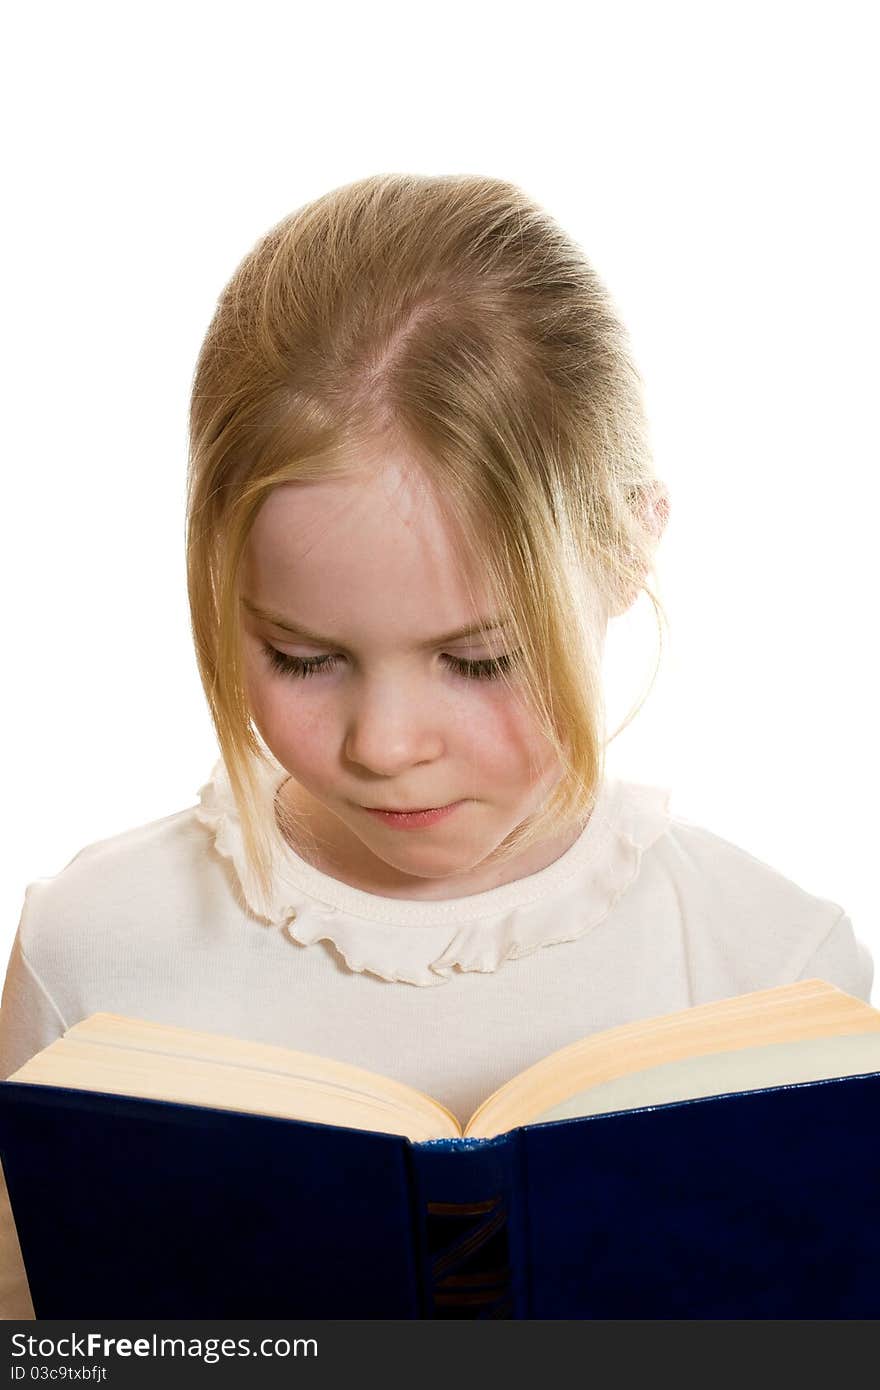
[3,2,877,987]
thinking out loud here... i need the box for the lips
[361,801,464,829]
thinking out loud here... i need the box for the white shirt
[0,753,872,1316]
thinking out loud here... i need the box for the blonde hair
[186,173,669,914]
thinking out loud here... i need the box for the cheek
[244,658,337,781]
[464,690,559,784]
[269,698,336,778]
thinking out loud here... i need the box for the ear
[608,480,670,619]
[638,480,671,542]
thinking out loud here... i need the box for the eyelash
[260,642,517,683]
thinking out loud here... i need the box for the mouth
[360,801,464,829]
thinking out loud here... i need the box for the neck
[274,779,589,901]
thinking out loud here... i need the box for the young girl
[0,173,871,1319]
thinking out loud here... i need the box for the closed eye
[260,642,518,682]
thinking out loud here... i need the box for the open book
[7,978,880,1142]
[3,977,880,1318]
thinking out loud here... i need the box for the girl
[0,174,871,1319]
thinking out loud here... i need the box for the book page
[9,1018,462,1142]
[465,980,880,1136]
[527,1031,880,1125]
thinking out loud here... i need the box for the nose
[343,674,445,776]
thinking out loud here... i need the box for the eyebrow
[240,597,509,649]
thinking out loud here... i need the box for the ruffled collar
[194,752,672,987]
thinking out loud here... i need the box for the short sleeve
[796,911,874,1004]
[0,900,70,1321]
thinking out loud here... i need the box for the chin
[364,839,497,880]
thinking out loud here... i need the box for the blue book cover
[1,1069,879,1318]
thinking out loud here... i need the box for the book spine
[407,1135,526,1319]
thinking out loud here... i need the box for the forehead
[242,458,492,632]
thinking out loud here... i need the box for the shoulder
[657,809,842,921]
[26,802,207,901]
[625,788,871,999]
[17,801,222,971]
[614,779,845,924]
